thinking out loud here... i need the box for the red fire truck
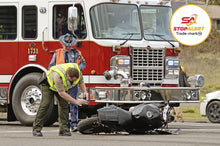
[0,0,204,126]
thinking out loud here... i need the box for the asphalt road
[0,120,219,146]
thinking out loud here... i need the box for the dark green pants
[33,83,69,132]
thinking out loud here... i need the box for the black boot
[59,130,72,136]
[33,131,43,137]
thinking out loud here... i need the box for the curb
[183,117,209,123]
[0,112,7,120]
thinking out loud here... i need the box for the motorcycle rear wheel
[78,117,106,134]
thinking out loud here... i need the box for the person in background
[48,33,86,132]
[33,63,87,136]
[172,65,190,122]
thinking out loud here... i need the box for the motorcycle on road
[78,103,179,135]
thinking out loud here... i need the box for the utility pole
[205,0,209,10]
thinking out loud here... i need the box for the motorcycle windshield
[90,3,141,40]
[140,5,176,41]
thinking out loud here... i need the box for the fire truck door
[0,3,18,75]
[17,1,50,66]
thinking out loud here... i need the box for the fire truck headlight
[165,69,179,78]
[174,70,179,75]
[168,60,174,66]
[117,59,130,65]
[167,60,179,67]
[110,55,130,77]
[187,74,205,87]
[165,57,179,79]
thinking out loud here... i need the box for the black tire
[206,101,220,123]
[78,117,105,134]
[12,73,57,126]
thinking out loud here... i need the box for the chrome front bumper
[95,87,200,104]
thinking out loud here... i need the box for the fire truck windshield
[140,5,175,41]
[90,4,175,41]
[90,3,141,40]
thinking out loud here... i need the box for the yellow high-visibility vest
[46,63,80,92]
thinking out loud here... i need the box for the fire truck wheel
[12,72,58,126]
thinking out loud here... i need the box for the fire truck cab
[0,0,204,126]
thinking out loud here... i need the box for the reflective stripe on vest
[56,49,65,65]
[46,63,81,92]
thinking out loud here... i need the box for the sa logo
[181,14,197,26]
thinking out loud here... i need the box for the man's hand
[76,99,87,106]
[83,92,88,100]
[59,91,87,105]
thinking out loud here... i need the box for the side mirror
[68,6,78,32]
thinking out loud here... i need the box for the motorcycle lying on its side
[77,103,180,134]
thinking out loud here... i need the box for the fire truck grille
[131,47,164,85]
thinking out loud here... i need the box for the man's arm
[58,91,87,105]
[79,82,88,99]
[52,71,86,105]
